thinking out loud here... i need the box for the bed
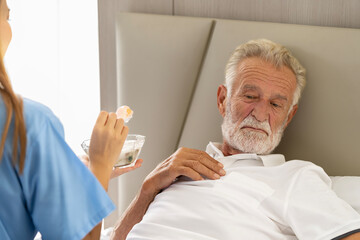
[106,12,360,223]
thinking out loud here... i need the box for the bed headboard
[112,12,360,214]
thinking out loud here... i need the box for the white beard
[221,106,286,155]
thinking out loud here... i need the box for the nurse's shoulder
[22,98,64,138]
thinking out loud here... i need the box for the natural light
[5,0,100,155]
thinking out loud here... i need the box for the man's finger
[183,160,220,180]
[189,153,226,176]
[183,148,224,167]
[177,166,204,181]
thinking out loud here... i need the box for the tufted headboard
[109,12,360,216]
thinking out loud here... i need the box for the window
[5,0,100,154]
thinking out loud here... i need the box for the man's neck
[221,140,245,156]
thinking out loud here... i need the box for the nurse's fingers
[121,125,129,138]
[114,118,125,132]
[94,111,109,127]
[114,118,128,142]
[105,112,117,129]
[110,159,143,179]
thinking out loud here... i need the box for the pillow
[331,176,360,214]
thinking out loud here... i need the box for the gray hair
[225,39,306,107]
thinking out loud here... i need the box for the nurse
[0,0,141,239]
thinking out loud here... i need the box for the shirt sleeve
[284,165,360,240]
[20,114,115,239]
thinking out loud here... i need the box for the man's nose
[251,100,270,122]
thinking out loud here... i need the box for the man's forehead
[233,57,297,94]
[237,57,294,74]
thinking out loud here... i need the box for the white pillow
[331,176,360,214]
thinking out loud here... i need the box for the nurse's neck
[221,140,245,156]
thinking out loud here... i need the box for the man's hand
[141,147,226,198]
[110,147,226,240]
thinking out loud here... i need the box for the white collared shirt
[206,142,286,168]
[127,142,360,240]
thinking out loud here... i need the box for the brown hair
[0,38,27,173]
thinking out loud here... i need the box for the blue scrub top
[0,97,115,239]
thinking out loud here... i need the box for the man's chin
[227,138,275,155]
[222,124,282,155]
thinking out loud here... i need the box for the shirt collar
[206,142,285,167]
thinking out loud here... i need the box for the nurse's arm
[83,112,129,239]
[81,158,115,240]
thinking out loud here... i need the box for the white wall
[5,0,100,155]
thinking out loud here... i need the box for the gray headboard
[111,12,360,215]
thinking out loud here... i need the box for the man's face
[218,57,298,154]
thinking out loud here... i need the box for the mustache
[238,115,271,136]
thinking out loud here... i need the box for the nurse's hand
[89,112,128,168]
[110,158,143,178]
[79,155,143,179]
[88,111,128,190]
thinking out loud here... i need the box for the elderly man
[111,39,360,240]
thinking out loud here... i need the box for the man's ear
[285,104,298,128]
[217,85,228,117]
